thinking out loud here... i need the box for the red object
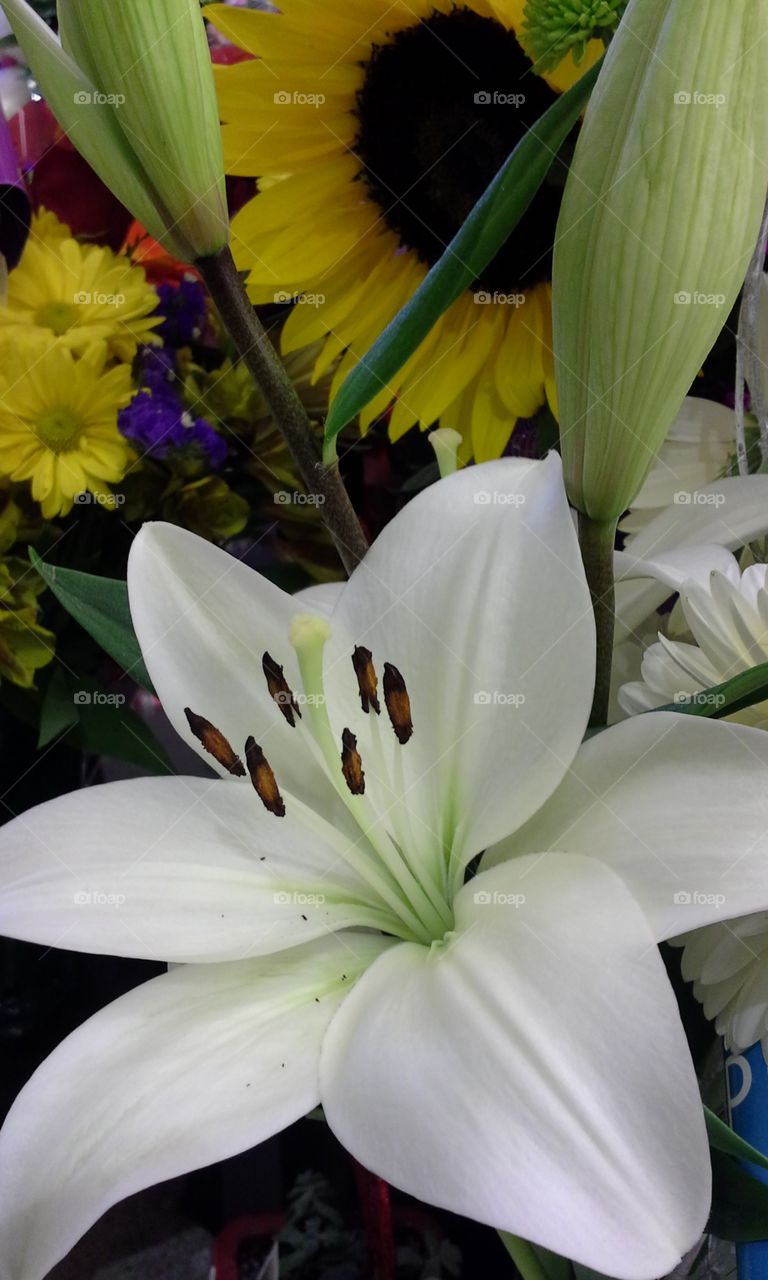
[9,99,131,249]
[352,1160,396,1280]
[212,1212,284,1280]
[120,219,201,286]
[210,44,255,65]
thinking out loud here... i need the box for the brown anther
[263,652,301,727]
[184,708,245,775]
[341,727,365,795]
[383,663,413,744]
[351,645,380,714]
[245,736,286,817]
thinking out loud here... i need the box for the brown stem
[196,245,368,574]
[578,512,617,728]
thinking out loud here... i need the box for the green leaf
[706,1105,768,1174]
[499,1235,573,1280]
[71,691,171,774]
[709,1149,768,1242]
[653,661,768,722]
[323,59,603,455]
[30,549,153,692]
[38,666,80,748]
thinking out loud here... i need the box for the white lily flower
[619,398,736,537]
[618,549,768,722]
[6,457,768,1280]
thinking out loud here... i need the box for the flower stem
[499,1232,553,1280]
[196,246,368,574]
[578,512,617,728]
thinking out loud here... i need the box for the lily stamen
[352,646,381,714]
[245,736,286,816]
[184,708,245,776]
[383,663,413,744]
[263,651,302,726]
[341,728,365,795]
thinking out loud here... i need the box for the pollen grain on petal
[383,663,413,744]
[341,727,366,795]
[352,645,381,715]
[184,708,246,776]
[263,651,302,726]
[245,736,286,817]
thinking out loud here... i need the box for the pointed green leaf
[706,1106,768,1174]
[323,59,602,455]
[709,1149,768,1242]
[653,662,768,722]
[30,550,153,693]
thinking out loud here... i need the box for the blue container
[726,1043,768,1278]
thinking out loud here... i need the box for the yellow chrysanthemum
[208,0,600,461]
[0,210,162,362]
[0,342,133,518]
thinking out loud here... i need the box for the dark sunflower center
[355,7,565,293]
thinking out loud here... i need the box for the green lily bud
[553,0,768,521]
[0,0,228,262]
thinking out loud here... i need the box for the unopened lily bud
[0,0,228,263]
[553,0,768,522]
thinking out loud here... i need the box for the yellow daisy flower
[0,210,162,362]
[0,342,133,519]
[208,0,600,461]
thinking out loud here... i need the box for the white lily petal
[488,713,768,940]
[0,933,390,1280]
[128,523,343,820]
[615,476,768,643]
[320,855,707,1280]
[0,776,393,961]
[331,454,595,869]
[294,582,345,616]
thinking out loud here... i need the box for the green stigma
[522,0,627,72]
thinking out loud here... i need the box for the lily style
[6,457,768,1279]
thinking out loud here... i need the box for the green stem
[196,246,368,575]
[499,1234,552,1280]
[578,512,618,729]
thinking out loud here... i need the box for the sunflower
[208,0,600,461]
[0,210,162,362]
[0,342,134,518]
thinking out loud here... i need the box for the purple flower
[119,391,228,470]
[155,279,209,347]
[138,346,178,401]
